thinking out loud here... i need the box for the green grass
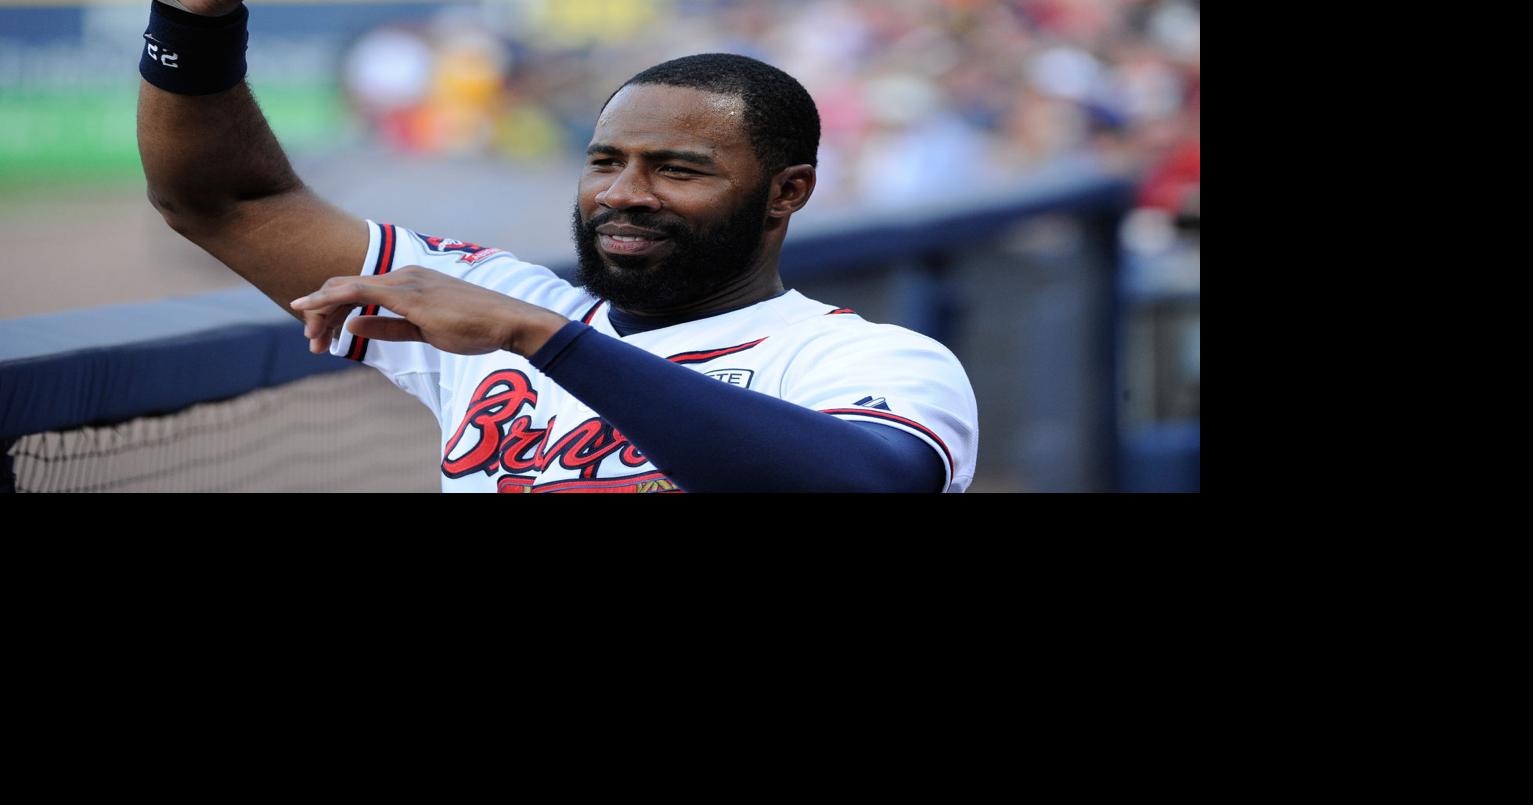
[0,83,348,191]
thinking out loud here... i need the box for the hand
[290,267,570,357]
[157,0,245,16]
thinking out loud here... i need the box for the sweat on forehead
[597,84,746,132]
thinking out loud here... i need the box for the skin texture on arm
[137,2,367,321]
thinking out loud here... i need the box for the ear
[766,165,817,219]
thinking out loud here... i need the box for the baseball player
[138,0,978,492]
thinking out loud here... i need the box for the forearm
[530,323,945,493]
[137,3,301,226]
[136,1,368,320]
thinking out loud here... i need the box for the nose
[595,163,661,211]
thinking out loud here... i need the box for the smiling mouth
[599,233,671,256]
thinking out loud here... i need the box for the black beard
[572,184,771,313]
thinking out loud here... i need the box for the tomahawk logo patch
[413,232,504,265]
[706,369,754,388]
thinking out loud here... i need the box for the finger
[302,309,327,352]
[300,297,345,333]
[347,316,425,343]
[300,309,339,354]
[291,279,398,313]
[316,303,356,341]
[300,297,364,352]
[300,307,329,339]
[304,304,357,352]
[311,315,339,353]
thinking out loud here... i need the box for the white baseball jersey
[330,221,979,493]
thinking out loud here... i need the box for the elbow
[145,185,200,237]
[145,184,170,219]
[145,181,305,239]
[144,184,238,241]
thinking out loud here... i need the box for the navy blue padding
[531,322,946,493]
[777,162,1134,283]
[1,287,343,439]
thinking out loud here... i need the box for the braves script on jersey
[330,221,979,492]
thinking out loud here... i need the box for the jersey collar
[605,288,792,337]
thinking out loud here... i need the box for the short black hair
[602,53,820,177]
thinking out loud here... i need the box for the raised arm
[137,0,366,321]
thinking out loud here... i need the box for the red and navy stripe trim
[345,222,397,363]
[666,337,767,365]
[827,308,857,315]
[820,407,955,481]
[581,300,604,324]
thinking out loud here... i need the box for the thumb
[347,315,424,343]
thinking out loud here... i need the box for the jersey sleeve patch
[411,230,506,265]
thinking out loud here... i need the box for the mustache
[583,209,688,239]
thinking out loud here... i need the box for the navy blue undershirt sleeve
[528,321,946,492]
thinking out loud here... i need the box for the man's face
[572,83,772,312]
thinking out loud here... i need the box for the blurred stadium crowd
[340,0,1200,213]
[0,0,1199,219]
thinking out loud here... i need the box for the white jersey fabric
[331,221,979,493]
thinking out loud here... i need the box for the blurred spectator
[336,0,1200,210]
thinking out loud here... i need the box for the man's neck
[608,287,791,336]
[611,262,785,321]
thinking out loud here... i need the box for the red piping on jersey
[827,308,857,315]
[819,407,955,480]
[581,300,604,324]
[666,337,768,365]
[347,223,396,362]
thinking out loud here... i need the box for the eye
[660,165,699,176]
